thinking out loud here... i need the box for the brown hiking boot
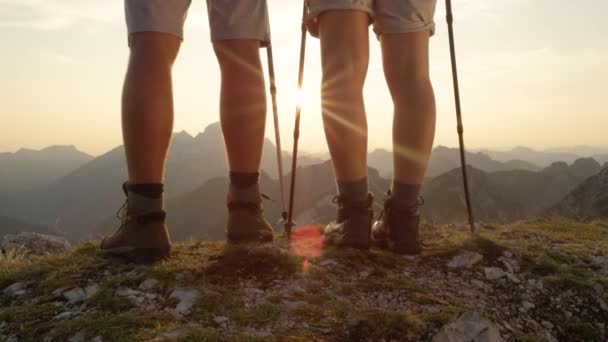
[101,201,171,264]
[372,193,423,255]
[226,200,274,243]
[324,194,374,250]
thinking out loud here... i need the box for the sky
[1,0,607,156]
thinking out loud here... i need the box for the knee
[128,32,181,68]
[213,39,262,76]
[387,69,431,100]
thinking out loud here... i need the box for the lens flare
[290,225,324,273]
[294,88,309,107]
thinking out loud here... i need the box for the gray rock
[318,259,338,267]
[542,321,554,330]
[593,283,604,294]
[447,251,483,269]
[169,288,202,316]
[0,232,72,255]
[139,278,159,291]
[359,270,371,278]
[484,267,506,280]
[63,288,87,303]
[213,316,228,325]
[282,300,306,311]
[67,330,86,342]
[432,311,505,342]
[53,311,74,320]
[598,297,608,311]
[506,273,520,284]
[63,284,99,304]
[522,301,535,311]
[3,282,26,295]
[90,336,103,342]
[0,320,7,332]
[146,324,201,342]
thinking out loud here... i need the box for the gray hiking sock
[228,182,262,205]
[391,181,421,207]
[337,177,369,202]
[127,190,164,214]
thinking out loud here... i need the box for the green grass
[348,309,424,341]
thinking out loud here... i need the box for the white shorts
[125,0,270,46]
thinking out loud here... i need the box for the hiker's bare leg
[318,11,370,181]
[381,31,436,184]
[213,39,266,173]
[122,32,181,183]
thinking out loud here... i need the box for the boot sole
[101,246,170,264]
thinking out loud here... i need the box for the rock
[139,278,159,291]
[90,336,103,342]
[542,320,554,330]
[3,282,26,295]
[471,279,485,288]
[522,301,535,311]
[146,324,201,342]
[598,297,608,311]
[593,283,604,294]
[53,311,74,320]
[282,300,306,311]
[432,311,504,342]
[484,267,506,280]
[0,232,72,255]
[169,288,202,316]
[359,270,371,278]
[63,284,99,304]
[543,331,558,342]
[0,320,7,332]
[214,316,228,325]
[318,259,338,267]
[447,251,483,269]
[67,330,86,342]
[506,273,520,284]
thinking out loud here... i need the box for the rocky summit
[0,219,606,341]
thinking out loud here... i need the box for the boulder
[1,232,72,255]
[432,311,504,342]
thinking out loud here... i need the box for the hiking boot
[101,202,171,264]
[324,194,374,250]
[372,193,423,255]
[226,200,274,243]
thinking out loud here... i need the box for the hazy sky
[1,0,607,156]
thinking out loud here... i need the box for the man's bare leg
[381,31,436,204]
[213,39,266,173]
[318,10,370,184]
[318,11,373,249]
[122,33,181,184]
[213,39,273,243]
[101,32,180,263]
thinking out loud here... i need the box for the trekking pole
[285,2,309,240]
[446,0,475,233]
[266,41,288,223]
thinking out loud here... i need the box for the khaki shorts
[306,0,437,38]
[125,0,270,46]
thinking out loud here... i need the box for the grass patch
[204,244,300,284]
[348,309,423,341]
[564,321,599,341]
[547,272,593,290]
[49,310,171,341]
[529,256,561,276]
